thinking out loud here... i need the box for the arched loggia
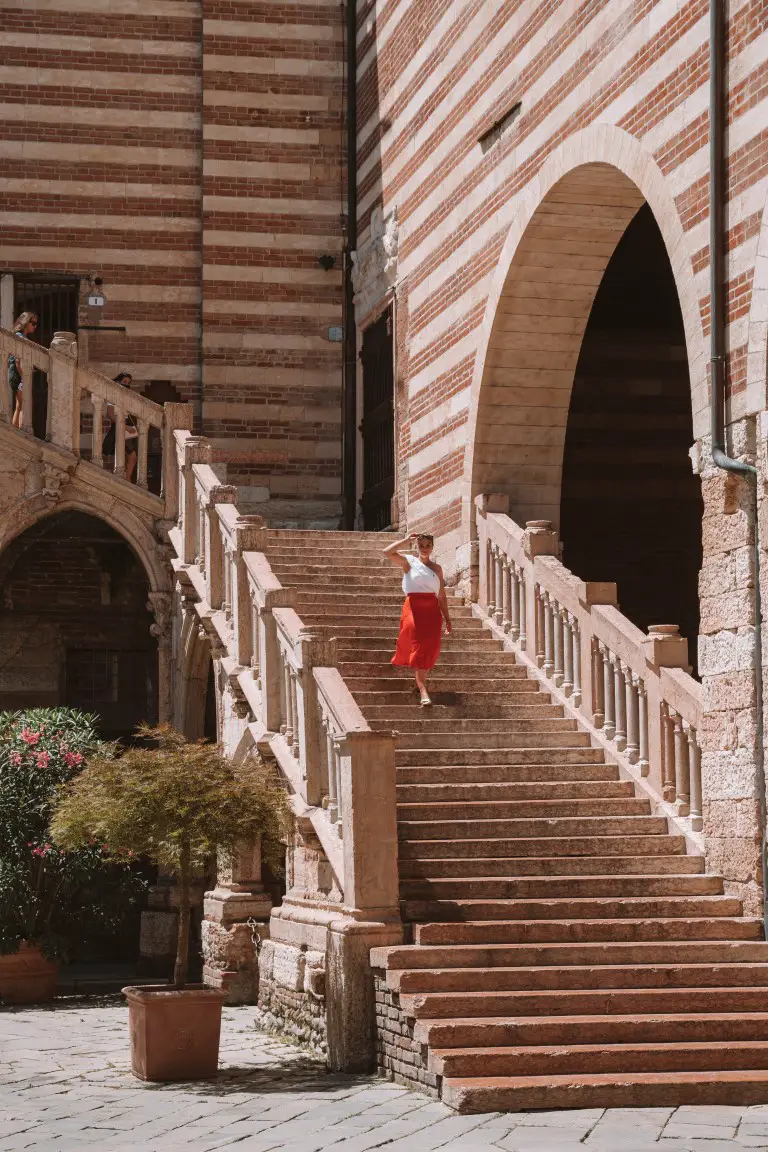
[0,510,159,738]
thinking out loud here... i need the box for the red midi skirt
[391,592,442,671]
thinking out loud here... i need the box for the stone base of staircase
[374,972,439,1096]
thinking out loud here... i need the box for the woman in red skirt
[384,532,453,706]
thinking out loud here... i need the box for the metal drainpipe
[708,0,768,936]
[341,0,358,530]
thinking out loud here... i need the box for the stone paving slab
[3,999,768,1149]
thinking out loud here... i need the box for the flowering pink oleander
[20,728,40,746]
[36,750,51,769]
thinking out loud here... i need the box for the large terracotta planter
[123,985,227,1081]
[0,942,58,1004]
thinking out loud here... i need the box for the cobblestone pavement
[2,1000,768,1151]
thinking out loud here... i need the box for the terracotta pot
[123,984,227,1081]
[0,942,58,1004]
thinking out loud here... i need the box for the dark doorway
[560,205,703,671]
[0,511,157,738]
[14,276,80,440]
[141,381,183,496]
[360,307,395,530]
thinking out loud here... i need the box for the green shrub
[52,724,292,987]
[0,708,147,962]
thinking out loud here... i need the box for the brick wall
[373,972,438,1095]
[0,0,346,526]
[355,0,768,560]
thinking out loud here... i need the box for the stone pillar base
[202,885,272,1005]
[326,917,404,1073]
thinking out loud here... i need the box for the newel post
[178,435,211,565]
[574,579,618,722]
[523,519,559,656]
[294,631,336,806]
[641,624,690,801]
[162,402,194,518]
[203,484,237,609]
[48,332,78,451]
[326,728,403,1073]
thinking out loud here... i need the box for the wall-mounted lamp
[318,255,336,271]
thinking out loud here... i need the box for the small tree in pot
[52,724,291,1081]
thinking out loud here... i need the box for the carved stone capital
[352,206,398,318]
[147,591,172,644]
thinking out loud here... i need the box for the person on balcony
[102,372,138,482]
[7,312,38,429]
[385,532,452,706]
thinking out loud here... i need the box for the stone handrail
[476,493,703,833]
[1,326,192,516]
[174,430,400,917]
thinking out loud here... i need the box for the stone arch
[462,125,705,536]
[0,494,170,594]
[175,604,214,740]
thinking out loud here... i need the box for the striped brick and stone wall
[0,0,346,526]
[356,0,768,565]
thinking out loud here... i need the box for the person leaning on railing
[102,371,139,482]
[7,312,38,429]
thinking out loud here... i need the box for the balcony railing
[1,327,192,515]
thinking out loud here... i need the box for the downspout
[342,0,358,529]
[708,0,768,936]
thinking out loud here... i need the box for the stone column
[148,590,173,724]
[203,835,272,1005]
[695,432,762,914]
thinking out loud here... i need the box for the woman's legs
[12,389,22,429]
[414,667,430,704]
[125,450,137,483]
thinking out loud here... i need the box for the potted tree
[0,708,146,1004]
[52,724,291,1081]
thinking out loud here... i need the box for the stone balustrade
[476,493,704,835]
[172,430,400,922]
[1,326,190,514]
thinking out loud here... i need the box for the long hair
[113,372,132,386]
[13,312,37,333]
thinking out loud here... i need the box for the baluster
[325,720,338,823]
[535,586,545,667]
[493,549,503,625]
[501,559,512,633]
[282,660,293,742]
[91,394,103,467]
[114,406,126,478]
[198,506,206,571]
[572,619,582,707]
[674,714,690,815]
[602,645,615,739]
[553,602,564,687]
[592,638,604,727]
[334,738,343,825]
[626,674,640,764]
[661,703,676,801]
[290,671,300,758]
[688,727,702,830]
[136,418,149,488]
[518,572,527,649]
[487,544,497,616]
[509,564,521,642]
[561,611,573,696]
[251,604,260,682]
[613,657,627,751]
[543,593,554,678]
[637,679,649,776]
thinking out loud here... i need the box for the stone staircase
[263,529,768,1112]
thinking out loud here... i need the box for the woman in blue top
[8,312,38,428]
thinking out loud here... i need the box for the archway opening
[560,205,703,661]
[0,511,158,738]
[470,163,702,666]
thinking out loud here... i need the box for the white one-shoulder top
[402,555,440,595]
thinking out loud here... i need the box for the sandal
[419,695,432,707]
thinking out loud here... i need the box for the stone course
[4,1000,768,1150]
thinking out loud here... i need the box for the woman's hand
[444,619,453,635]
